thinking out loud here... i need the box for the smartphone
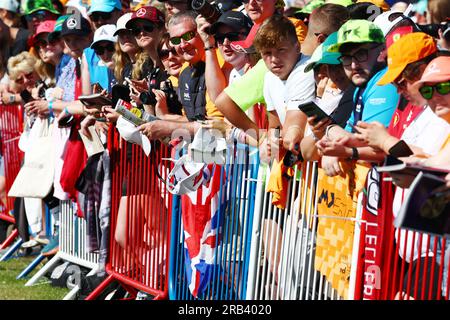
[298,101,335,124]
[388,140,414,158]
[20,90,34,103]
[92,82,104,94]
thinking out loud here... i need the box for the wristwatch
[347,147,359,161]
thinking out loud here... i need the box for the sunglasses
[339,44,381,67]
[215,32,242,45]
[15,72,35,84]
[159,47,177,60]
[94,42,116,55]
[90,11,113,22]
[25,10,50,22]
[419,81,450,100]
[131,24,155,37]
[242,0,264,3]
[35,37,60,48]
[169,30,197,45]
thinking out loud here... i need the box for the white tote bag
[8,118,55,198]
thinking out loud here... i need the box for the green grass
[0,255,69,300]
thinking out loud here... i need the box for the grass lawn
[0,255,69,300]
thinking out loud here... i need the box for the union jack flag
[181,164,227,298]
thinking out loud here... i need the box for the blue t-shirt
[345,67,399,132]
[84,48,115,93]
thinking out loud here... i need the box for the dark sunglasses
[419,81,450,100]
[94,42,116,55]
[35,37,60,48]
[159,47,177,60]
[169,30,197,45]
[215,32,242,45]
[25,10,49,22]
[131,24,155,36]
[90,11,113,22]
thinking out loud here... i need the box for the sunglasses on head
[94,42,116,55]
[131,23,155,37]
[159,47,177,60]
[169,30,197,45]
[25,10,49,22]
[90,11,113,22]
[214,32,242,45]
[419,81,450,100]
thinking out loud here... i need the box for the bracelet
[346,147,359,161]
[325,124,337,139]
[64,107,71,115]
[204,46,215,51]
[48,101,54,118]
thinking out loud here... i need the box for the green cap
[297,0,325,14]
[327,19,385,53]
[22,0,60,16]
[326,0,354,6]
[305,31,341,72]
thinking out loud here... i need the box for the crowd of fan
[0,0,449,299]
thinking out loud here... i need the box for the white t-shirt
[392,106,450,263]
[263,54,315,125]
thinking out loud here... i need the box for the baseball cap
[164,154,207,195]
[373,10,415,37]
[215,0,243,12]
[91,24,118,49]
[87,0,121,15]
[0,0,19,12]
[356,0,390,11]
[29,20,57,46]
[209,10,253,36]
[65,0,89,19]
[385,25,413,48]
[116,116,151,156]
[414,56,450,86]
[296,0,325,15]
[327,20,385,53]
[48,15,69,41]
[304,31,341,73]
[60,15,92,37]
[377,32,437,86]
[125,6,165,29]
[114,12,133,36]
[22,0,60,15]
[326,0,354,7]
[230,23,260,54]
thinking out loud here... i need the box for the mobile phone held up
[298,101,336,124]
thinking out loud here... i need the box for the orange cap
[415,56,450,85]
[377,32,437,86]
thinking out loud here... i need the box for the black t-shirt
[178,61,207,121]
[330,85,356,128]
[11,28,30,57]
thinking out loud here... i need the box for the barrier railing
[25,200,100,299]
[86,129,173,300]
[0,104,24,250]
[168,143,260,300]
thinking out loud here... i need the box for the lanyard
[352,87,365,132]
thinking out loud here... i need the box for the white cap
[115,116,151,156]
[373,10,413,36]
[0,0,19,12]
[114,12,133,36]
[66,0,89,19]
[90,24,118,48]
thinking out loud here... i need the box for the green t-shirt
[224,59,268,112]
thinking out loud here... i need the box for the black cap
[209,10,253,35]
[60,15,92,37]
[215,0,243,12]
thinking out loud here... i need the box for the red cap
[230,23,260,54]
[385,25,413,49]
[29,20,57,47]
[126,6,165,29]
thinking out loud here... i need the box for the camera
[191,0,222,24]
[139,73,183,115]
[418,22,450,39]
[36,80,48,99]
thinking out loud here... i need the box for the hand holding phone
[298,101,335,124]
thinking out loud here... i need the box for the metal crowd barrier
[168,143,260,300]
[0,104,24,251]
[25,200,100,300]
[86,130,173,300]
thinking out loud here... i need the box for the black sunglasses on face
[35,37,60,48]
[159,47,177,60]
[215,32,242,45]
[91,11,113,22]
[94,42,115,55]
[131,24,155,37]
